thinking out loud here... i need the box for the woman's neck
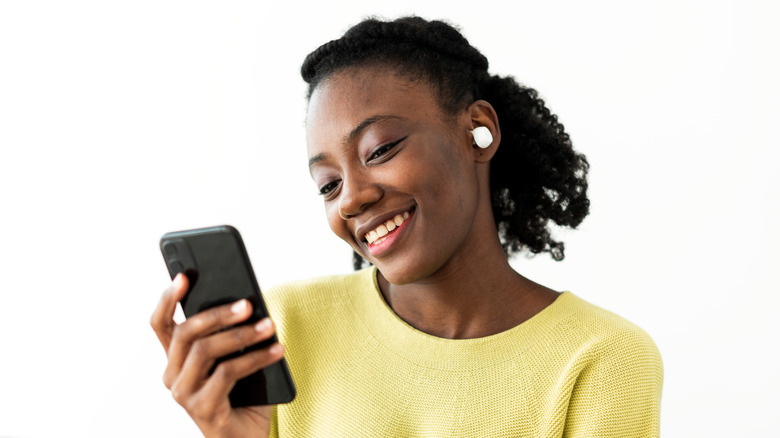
[376,231,559,340]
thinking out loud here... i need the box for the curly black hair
[301,16,590,270]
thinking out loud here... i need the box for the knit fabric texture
[264,268,663,437]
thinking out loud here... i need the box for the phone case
[160,225,296,406]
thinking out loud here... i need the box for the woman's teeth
[365,211,410,244]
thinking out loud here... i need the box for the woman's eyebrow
[344,115,405,145]
[309,115,406,169]
[308,153,328,169]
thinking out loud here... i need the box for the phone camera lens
[164,242,179,257]
[170,260,184,274]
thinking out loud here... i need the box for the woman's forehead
[305,67,439,140]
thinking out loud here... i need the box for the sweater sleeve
[562,325,664,438]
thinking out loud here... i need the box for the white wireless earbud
[470,126,493,149]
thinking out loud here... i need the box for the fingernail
[231,300,247,314]
[255,318,271,332]
[173,273,183,287]
[269,343,283,355]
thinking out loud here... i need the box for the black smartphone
[159,225,296,407]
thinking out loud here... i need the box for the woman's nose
[338,173,383,219]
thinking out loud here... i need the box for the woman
[151,16,663,437]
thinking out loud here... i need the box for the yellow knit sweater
[264,268,663,437]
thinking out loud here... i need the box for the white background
[1,0,778,436]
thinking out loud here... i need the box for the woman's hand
[151,273,284,437]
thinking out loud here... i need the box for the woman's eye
[368,136,406,162]
[318,180,340,196]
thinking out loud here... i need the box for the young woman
[151,16,663,437]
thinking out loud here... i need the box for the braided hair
[301,16,590,270]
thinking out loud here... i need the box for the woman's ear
[467,100,501,163]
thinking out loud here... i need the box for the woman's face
[306,65,489,284]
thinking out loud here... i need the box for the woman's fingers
[150,273,189,351]
[173,343,283,424]
[164,298,254,389]
[151,276,281,436]
[190,317,277,367]
[197,342,285,409]
[172,318,281,404]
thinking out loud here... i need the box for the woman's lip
[356,207,415,243]
[365,209,414,257]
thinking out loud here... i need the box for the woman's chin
[374,258,436,286]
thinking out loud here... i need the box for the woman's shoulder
[262,268,376,348]
[556,293,656,339]
[548,292,663,370]
[263,267,373,312]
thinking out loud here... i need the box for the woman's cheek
[325,204,345,238]
[325,204,361,252]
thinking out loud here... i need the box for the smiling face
[306,65,498,284]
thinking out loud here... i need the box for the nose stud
[470,126,493,149]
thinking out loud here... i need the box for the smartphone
[159,225,296,407]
